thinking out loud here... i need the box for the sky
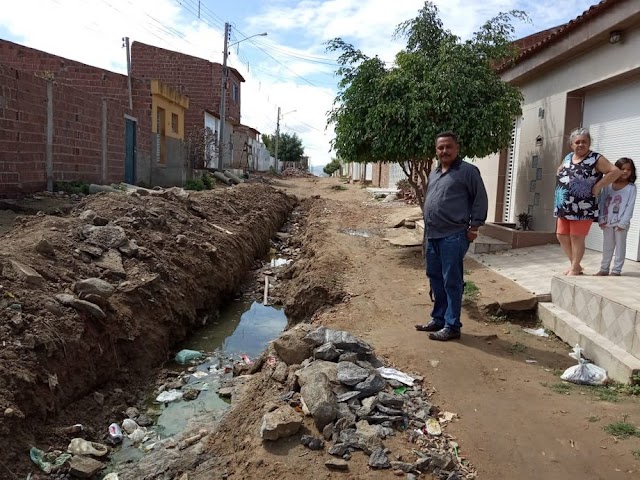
[0,0,600,167]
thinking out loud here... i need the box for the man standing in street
[415,132,488,341]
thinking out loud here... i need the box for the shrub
[185,179,205,191]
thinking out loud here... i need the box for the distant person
[414,132,488,341]
[554,127,621,275]
[596,158,637,276]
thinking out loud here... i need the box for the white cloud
[0,0,602,167]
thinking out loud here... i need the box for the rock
[325,459,349,471]
[272,361,288,383]
[296,360,338,387]
[361,414,404,424]
[300,372,338,430]
[273,327,314,365]
[336,403,356,424]
[415,457,432,472]
[35,238,55,256]
[356,360,375,371]
[4,408,14,417]
[304,327,372,354]
[431,453,453,470]
[93,392,105,405]
[407,474,418,480]
[377,404,403,416]
[390,461,415,473]
[74,278,115,299]
[336,361,370,386]
[314,342,340,361]
[3,260,44,287]
[89,184,119,194]
[183,389,199,401]
[136,414,153,427]
[328,442,349,457]
[125,407,139,418]
[275,232,290,240]
[356,396,378,418]
[334,417,355,435]
[176,234,188,245]
[260,405,303,441]
[338,352,358,363]
[337,391,360,403]
[81,293,108,309]
[93,216,109,226]
[300,435,325,450]
[322,423,334,441]
[83,225,127,250]
[78,244,104,258]
[79,210,97,222]
[355,373,386,397]
[447,473,461,480]
[355,420,385,453]
[95,249,126,278]
[55,294,106,320]
[218,387,234,398]
[119,239,139,257]
[369,448,391,469]
[378,392,405,409]
[69,455,104,478]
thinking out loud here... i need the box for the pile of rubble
[255,325,476,479]
[280,167,315,178]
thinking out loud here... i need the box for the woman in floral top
[554,128,621,275]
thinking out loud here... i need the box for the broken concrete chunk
[259,405,303,441]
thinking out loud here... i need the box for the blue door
[125,118,137,184]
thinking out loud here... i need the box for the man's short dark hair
[435,131,458,144]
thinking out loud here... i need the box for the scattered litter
[155,390,184,403]
[241,354,254,365]
[560,345,608,385]
[128,427,148,444]
[376,367,415,386]
[525,359,538,364]
[175,349,204,364]
[439,411,457,422]
[426,417,442,436]
[429,360,440,368]
[266,355,278,367]
[191,371,208,379]
[108,423,124,444]
[393,386,407,395]
[522,327,549,337]
[103,474,120,480]
[67,438,109,456]
[29,447,71,473]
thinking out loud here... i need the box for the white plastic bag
[560,344,608,385]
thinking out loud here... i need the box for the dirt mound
[277,198,348,324]
[281,167,315,178]
[0,184,296,473]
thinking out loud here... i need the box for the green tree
[323,158,342,176]
[262,132,305,164]
[327,2,526,208]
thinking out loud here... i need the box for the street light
[218,24,267,170]
[275,108,296,172]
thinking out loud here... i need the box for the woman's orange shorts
[556,218,594,237]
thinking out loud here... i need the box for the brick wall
[0,39,152,175]
[371,163,391,188]
[131,41,243,131]
[0,65,127,197]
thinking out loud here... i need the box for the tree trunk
[399,158,433,211]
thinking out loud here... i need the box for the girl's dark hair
[615,157,637,183]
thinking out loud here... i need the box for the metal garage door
[583,78,640,261]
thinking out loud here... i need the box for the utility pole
[123,37,133,110]
[218,22,230,170]
[274,106,281,173]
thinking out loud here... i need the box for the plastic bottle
[108,423,124,443]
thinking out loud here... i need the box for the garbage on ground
[525,359,538,364]
[128,427,148,444]
[241,354,254,365]
[103,473,120,480]
[560,344,608,385]
[439,411,457,423]
[522,327,549,337]
[29,447,72,473]
[61,423,84,435]
[156,389,184,403]
[175,349,204,364]
[376,367,415,386]
[393,386,407,395]
[108,423,124,444]
[67,438,109,456]
[426,417,442,436]
[122,418,139,434]
[191,370,208,379]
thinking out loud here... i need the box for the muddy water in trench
[107,297,287,471]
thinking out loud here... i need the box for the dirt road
[274,176,640,479]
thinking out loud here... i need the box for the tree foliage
[327,2,526,207]
[323,158,342,176]
[262,132,305,164]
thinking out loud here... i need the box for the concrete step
[538,302,640,383]
[468,234,511,254]
[550,276,640,354]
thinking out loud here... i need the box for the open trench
[0,183,340,477]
